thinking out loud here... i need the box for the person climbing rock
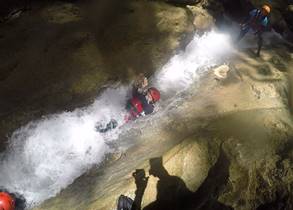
[236,4,271,57]
[96,87,161,133]
[132,73,149,97]
[0,192,15,210]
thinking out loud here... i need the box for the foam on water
[154,31,232,94]
[0,87,128,207]
[0,31,233,208]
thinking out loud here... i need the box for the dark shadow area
[186,146,232,210]
[143,157,193,210]
[0,0,81,19]
[125,146,233,210]
[88,0,170,82]
[164,0,199,7]
[256,191,291,210]
[0,0,31,18]
[218,0,253,22]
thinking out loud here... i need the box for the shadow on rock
[118,146,233,210]
[187,145,233,210]
[143,157,194,210]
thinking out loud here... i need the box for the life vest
[246,9,268,32]
[129,97,144,117]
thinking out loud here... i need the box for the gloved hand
[133,169,149,190]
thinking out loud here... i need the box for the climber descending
[236,4,271,56]
[0,192,15,210]
[96,75,161,133]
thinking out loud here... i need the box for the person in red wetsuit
[96,87,161,133]
[126,87,160,121]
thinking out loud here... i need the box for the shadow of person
[131,169,149,210]
[118,146,234,210]
[143,157,193,210]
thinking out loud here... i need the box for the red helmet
[148,87,160,102]
[0,192,15,210]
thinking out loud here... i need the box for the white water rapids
[0,31,233,208]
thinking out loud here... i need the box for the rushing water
[0,31,232,208]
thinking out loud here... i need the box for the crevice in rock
[256,191,292,210]
[186,145,233,210]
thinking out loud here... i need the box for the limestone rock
[187,5,215,32]
[213,65,230,79]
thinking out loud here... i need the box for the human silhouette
[117,147,234,210]
[117,169,148,210]
[143,157,193,210]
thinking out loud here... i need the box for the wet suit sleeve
[249,9,257,18]
[142,103,154,115]
[137,94,154,115]
[243,9,257,24]
[240,9,257,32]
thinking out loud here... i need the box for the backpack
[117,195,134,210]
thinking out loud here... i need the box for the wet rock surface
[34,39,293,210]
[0,0,292,210]
[0,0,193,150]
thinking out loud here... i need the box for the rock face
[0,0,292,210]
[187,4,215,32]
[0,0,193,150]
[34,34,293,210]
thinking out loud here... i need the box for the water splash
[0,87,128,207]
[154,31,232,94]
[0,31,233,208]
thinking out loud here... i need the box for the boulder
[187,4,215,32]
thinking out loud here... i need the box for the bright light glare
[154,31,232,93]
